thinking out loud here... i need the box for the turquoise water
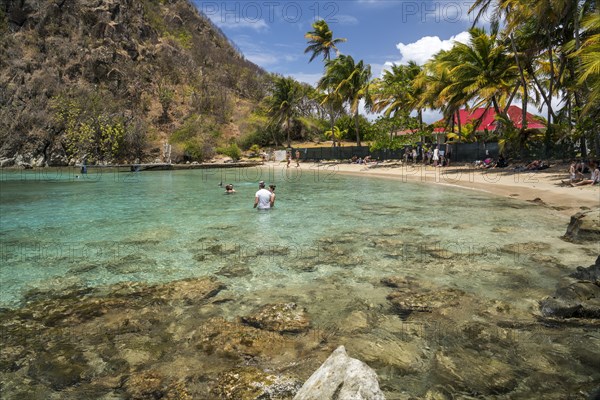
[0,166,592,308]
[1,165,599,397]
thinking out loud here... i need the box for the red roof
[448,106,546,131]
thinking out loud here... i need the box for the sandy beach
[285,160,600,217]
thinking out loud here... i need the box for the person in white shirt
[254,181,274,209]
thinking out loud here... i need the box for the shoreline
[287,161,600,217]
[3,160,598,217]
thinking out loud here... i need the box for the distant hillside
[0,0,268,166]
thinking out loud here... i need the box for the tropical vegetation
[249,0,599,159]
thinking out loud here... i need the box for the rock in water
[570,255,600,283]
[563,210,600,242]
[241,303,310,333]
[293,345,385,400]
[540,256,600,319]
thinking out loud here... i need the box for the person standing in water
[268,184,276,207]
[254,181,274,209]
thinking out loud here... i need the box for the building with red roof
[444,105,546,131]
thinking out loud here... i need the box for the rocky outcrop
[540,256,600,319]
[563,210,600,243]
[0,0,266,164]
[293,346,385,400]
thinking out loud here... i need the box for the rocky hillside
[0,0,267,166]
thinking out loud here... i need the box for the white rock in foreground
[293,345,386,400]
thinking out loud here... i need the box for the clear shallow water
[1,166,599,397]
[0,166,593,307]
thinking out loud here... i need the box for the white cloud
[331,14,359,25]
[245,53,280,66]
[355,0,397,8]
[207,15,269,32]
[390,31,471,66]
[369,62,386,79]
[288,72,323,87]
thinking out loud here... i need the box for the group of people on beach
[565,160,600,187]
[404,145,451,167]
[286,150,300,168]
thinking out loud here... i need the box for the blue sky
[192,1,495,121]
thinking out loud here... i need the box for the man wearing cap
[254,181,274,209]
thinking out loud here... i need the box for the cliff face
[0,0,267,166]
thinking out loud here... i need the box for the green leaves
[51,92,128,161]
[304,20,347,63]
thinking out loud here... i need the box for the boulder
[540,256,600,319]
[241,303,310,334]
[570,255,600,283]
[563,210,600,242]
[293,345,385,400]
[540,281,600,318]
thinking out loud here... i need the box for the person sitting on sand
[571,162,599,186]
[494,154,508,168]
[476,157,493,169]
[525,160,541,170]
[563,161,584,184]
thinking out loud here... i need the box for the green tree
[304,19,346,62]
[304,19,346,146]
[370,61,424,129]
[266,76,303,148]
[320,55,371,146]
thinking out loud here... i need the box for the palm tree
[469,0,598,155]
[416,51,470,138]
[371,61,424,128]
[442,28,519,122]
[266,76,302,148]
[573,12,600,115]
[320,55,371,146]
[304,19,346,62]
[304,19,346,146]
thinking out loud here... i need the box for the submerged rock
[194,317,305,361]
[123,371,191,400]
[432,350,517,395]
[293,345,385,400]
[386,288,464,316]
[216,263,252,278]
[380,276,418,289]
[241,303,310,334]
[211,367,301,400]
[28,342,91,390]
